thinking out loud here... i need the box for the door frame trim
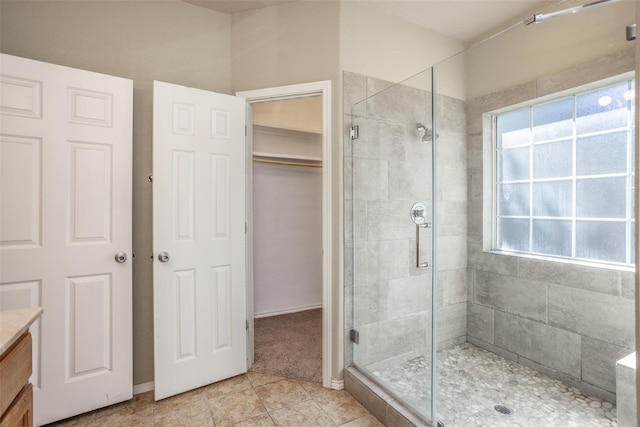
[237,80,332,388]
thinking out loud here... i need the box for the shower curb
[344,366,433,427]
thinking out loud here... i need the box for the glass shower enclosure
[348,1,637,425]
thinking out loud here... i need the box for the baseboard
[254,304,322,319]
[330,378,344,390]
[133,381,154,395]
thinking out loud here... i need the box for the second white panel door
[152,81,247,400]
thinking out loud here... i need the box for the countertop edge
[0,307,43,356]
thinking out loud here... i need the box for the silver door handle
[158,252,170,263]
[114,252,128,263]
[411,202,431,268]
[415,223,431,268]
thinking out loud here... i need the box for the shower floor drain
[494,404,514,416]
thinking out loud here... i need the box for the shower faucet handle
[410,202,428,226]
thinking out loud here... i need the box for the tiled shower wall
[343,71,468,371]
[466,48,637,402]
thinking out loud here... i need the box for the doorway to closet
[238,82,332,387]
[250,95,323,383]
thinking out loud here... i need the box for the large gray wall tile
[388,275,431,320]
[468,236,518,276]
[549,285,635,348]
[536,47,635,98]
[468,302,494,344]
[353,239,408,284]
[354,116,411,162]
[353,281,388,326]
[439,268,468,306]
[362,314,430,366]
[367,200,416,241]
[475,271,547,322]
[436,132,467,170]
[495,312,581,378]
[437,200,467,237]
[518,258,621,296]
[389,160,432,201]
[436,94,466,133]
[467,200,482,237]
[345,285,354,329]
[621,270,635,300]
[353,157,388,201]
[582,337,631,393]
[343,70,368,112]
[466,81,537,133]
[437,166,467,201]
[437,235,467,271]
[345,242,353,287]
[367,78,430,125]
[437,302,467,344]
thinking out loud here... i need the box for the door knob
[158,252,170,263]
[114,252,128,263]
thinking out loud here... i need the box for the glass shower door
[350,68,436,422]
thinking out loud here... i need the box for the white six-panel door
[152,81,247,400]
[0,54,133,425]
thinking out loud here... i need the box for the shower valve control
[410,202,428,226]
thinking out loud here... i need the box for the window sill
[483,249,635,273]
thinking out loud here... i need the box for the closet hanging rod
[252,157,322,168]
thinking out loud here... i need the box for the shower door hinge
[627,23,636,41]
[350,329,359,344]
[350,126,359,140]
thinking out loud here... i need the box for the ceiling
[182,0,555,43]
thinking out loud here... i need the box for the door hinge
[350,329,359,344]
[246,320,249,331]
[350,125,359,140]
[147,173,153,183]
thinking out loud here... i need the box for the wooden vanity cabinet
[0,332,33,427]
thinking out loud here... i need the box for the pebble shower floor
[372,343,617,427]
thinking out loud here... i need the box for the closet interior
[252,96,323,318]
[250,95,324,381]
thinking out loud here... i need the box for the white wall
[339,1,466,99]
[252,127,323,317]
[253,164,323,316]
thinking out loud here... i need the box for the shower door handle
[415,223,431,268]
[410,202,431,268]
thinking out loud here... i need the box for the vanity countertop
[0,308,43,356]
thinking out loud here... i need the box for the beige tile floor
[47,372,385,427]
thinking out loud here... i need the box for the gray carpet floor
[250,308,322,384]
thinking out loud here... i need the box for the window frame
[490,74,636,268]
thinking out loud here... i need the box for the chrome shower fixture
[416,123,439,142]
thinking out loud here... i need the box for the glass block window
[495,78,635,266]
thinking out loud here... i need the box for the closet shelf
[252,152,322,162]
[252,152,322,168]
